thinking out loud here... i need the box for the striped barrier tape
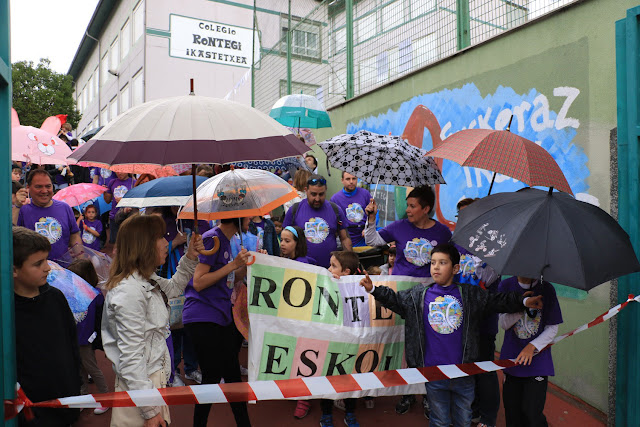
[5,294,639,420]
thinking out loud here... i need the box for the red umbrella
[425,128,573,195]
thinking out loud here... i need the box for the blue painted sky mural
[347,83,593,224]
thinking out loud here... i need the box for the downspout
[84,31,101,125]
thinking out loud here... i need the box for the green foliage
[12,58,81,129]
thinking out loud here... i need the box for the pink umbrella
[11,108,74,165]
[53,183,107,207]
[78,161,179,178]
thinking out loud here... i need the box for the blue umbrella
[117,175,208,208]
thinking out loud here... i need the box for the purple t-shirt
[330,187,372,245]
[499,277,563,377]
[107,177,135,219]
[17,200,80,261]
[183,227,234,326]
[294,256,317,265]
[378,219,452,277]
[165,217,211,257]
[97,168,115,187]
[423,284,464,366]
[282,199,346,268]
[80,219,103,251]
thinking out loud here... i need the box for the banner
[247,253,427,398]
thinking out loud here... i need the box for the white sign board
[170,14,258,68]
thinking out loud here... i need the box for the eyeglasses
[307,178,327,186]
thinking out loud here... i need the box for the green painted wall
[310,0,637,412]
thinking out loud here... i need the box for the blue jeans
[425,376,475,427]
[172,328,199,374]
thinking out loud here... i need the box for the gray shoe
[185,370,203,384]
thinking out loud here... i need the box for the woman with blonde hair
[102,214,203,427]
[283,168,312,213]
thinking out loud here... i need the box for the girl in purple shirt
[77,205,102,251]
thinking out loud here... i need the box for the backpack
[291,200,343,228]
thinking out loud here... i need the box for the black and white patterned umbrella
[318,130,445,187]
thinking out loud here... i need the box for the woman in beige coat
[102,214,203,427]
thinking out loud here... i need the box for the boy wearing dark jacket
[360,243,543,427]
[13,226,82,426]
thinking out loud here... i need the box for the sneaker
[171,375,185,387]
[477,424,495,427]
[294,400,311,419]
[364,397,374,409]
[395,395,416,415]
[320,414,334,427]
[240,365,249,376]
[93,407,109,415]
[185,370,203,384]
[333,399,346,411]
[422,395,430,419]
[242,339,249,348]
[343,412,359,427]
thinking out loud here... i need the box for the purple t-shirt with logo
[499,277,563,377]
[183,227,234,326]
[423,284,464,366]
[97,168,115,187]
[17,200,80,261]
[378,219,452,277]
[80,219,103,251]
[282,199,346,268]
[330,187,372,245]
[107,177,135,219]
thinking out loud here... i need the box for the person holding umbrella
[330,172,372,247]
[183,217,253,427]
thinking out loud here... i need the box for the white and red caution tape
[5,294,640,420]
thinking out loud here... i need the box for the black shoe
[422,395,430,419]
[395,395,416,415]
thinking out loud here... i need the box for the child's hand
[515,343,536,365]
[365,198,377,219]
[525,295,543,309]
[83,224,89,231]
[359,271,373,292]
[258,249,268,254]
[233,249,252,268]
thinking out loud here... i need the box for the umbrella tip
[548,186,554,196]
[189,79,195,96]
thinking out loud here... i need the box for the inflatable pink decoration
[11,108,74,165]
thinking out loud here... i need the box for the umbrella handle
[198,236,220,256]
[246,255,256,265]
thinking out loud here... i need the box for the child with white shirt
[498,276,563,427]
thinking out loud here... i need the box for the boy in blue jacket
[360,243,543,427]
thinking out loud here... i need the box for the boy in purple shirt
[364,185,452,278]
[282,174,352,267]
[330,172,372,247]
[360,243,543,427]
[499,276,563,427]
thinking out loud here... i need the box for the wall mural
[347,83,595,229]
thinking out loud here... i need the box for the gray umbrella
[451,187,640,291]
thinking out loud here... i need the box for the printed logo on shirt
[458,254,479,283]
[404,238,438,266]
[257,227,264,251]
[513,308,542,339]
[304,217,330,244]
[428,295,463,334]
[345,203,365,223]
[89,169,96,179]
[82,227,97,244]
[100,169,112,179]
[34,216,62,244]
[113,185,129,199]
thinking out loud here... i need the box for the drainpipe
[345,0,354,99]
[84,31,101,125]
[287,0,292,95]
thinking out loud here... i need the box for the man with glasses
[283,174,353,267]
[330,172,372,247]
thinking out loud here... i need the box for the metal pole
[287,0,292,95]
[456,0,471,51]
[251,0,257,107]
[345,0,354,99]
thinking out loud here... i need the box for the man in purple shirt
[17,170,81,262]
[330,172,372,247]
[282,174,353,267]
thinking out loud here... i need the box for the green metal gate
[615,5,640,426]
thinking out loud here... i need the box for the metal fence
[252,0,578,113]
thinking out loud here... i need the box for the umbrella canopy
[47,261,100,323]
[79,162,180,178]
[270,94,331,129]
[68,95,308,166]
[318,130,445,187]
[118,175,208,208]
[79,126,103,141]
[178,169,298,220]
[53,183,107,207]
[451,188,640,290]
[425,129,572,195]
[230,156,309,173]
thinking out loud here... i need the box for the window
[88,75,94,103]
[333,26,346,54]
[92,67,99,97]
[506,3,527,29]
[132,70,144,106]
[358,56,376,93]
[82,87,89,111]
[110,37,120,71]
[109,96,118,121]
[100,107,108,126]
[412,33,437,67]
[382,1,404,32]
[411,0,436,19]
[356,12,377,42]
[280,16,321,60]
[120,85,130,112]
[133,1,144,42]
[100,51,108,85]
[121,19,131,60]
[278,80,320,98]
[330,68,346,94]
[388,46,400,78]
[77,90,83,113]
